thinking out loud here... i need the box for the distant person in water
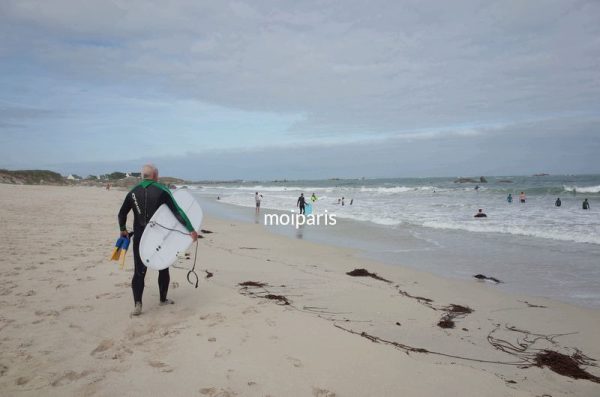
[350,198,353,205]
[555,197,561,207]
[474,209,487,218]
[255,192,263,214]
[583,199,590,210]
[311,193,318,203]
[341,197,345,206]
[217,196,220,200]
[519,192,526,203]
[297,193,306,214]
[507,193,513,203]
[337,198,341,205]
[475,185,480,191]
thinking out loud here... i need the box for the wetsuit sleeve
[118,193,132,231]
[160,190,195,232]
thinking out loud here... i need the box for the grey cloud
[2,0,599,136]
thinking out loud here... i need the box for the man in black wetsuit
[583,198,590,210]
[118,164,198,316]
[297,193,306,214]
[474,209,487,218]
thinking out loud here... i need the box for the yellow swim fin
[110,246,121,261]
[118,249,127,270]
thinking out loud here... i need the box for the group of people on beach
[253,191,354,215]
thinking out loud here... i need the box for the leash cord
[148,221,200,288]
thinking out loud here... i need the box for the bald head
[141,164,158,181]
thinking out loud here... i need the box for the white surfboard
[139,189,203,270]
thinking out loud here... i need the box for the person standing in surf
[118,164,198,316]
[297,193,306,214]
[519,192,526,203]
[582,198,590,210]
[255,192,263,214]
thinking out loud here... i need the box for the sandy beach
[1,184,599,397]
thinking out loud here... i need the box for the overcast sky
[1,0,599,180]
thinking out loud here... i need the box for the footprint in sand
[286,356,303,368]
[312,387,337,397]
[95,292,122,300]
[200,312,226,327]
[199,387,237,397]
[214,347,231,358]
[265,318,276,327]
[35,310,59,318]
[171,282,179,289]
[242,306,259,315]
[91,340,114,356]
[15,375,50,390]
[0,363,8,376]
[149,360,173,373]
[51,370,93,387]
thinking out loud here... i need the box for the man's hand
[190,231,198,242]
[120,230,129,238]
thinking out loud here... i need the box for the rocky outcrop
[454,178,478,183]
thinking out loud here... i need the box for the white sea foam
[563,185,600,194]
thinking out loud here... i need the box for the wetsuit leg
[132,235,147,303]
[158,268,170,302]
[300,204,305,214]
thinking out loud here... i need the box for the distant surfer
[118,164,198,316]
[311,193,318,203]
[255,192,263,214]
[297,193,306,214]
[507,193,513,203]
[350,198,353,205]
[475,185,480,191]
[555,197,561,207]
[474,209,487,218]
[583,198,590,210]
[341,197,345,206]
[519,192,526,203]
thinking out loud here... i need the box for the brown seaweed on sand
[238,281,267,287]
[346,268,392,283]
[238,281,291,305]
[437,304,473,329]
[474,274,503,283]
[534,350,599,383]
[335,323,599,383]
[263,294,291,305]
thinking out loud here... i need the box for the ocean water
[188,175,600,308]
[192,175,600,245]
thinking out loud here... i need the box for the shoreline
[1,184,599,396]
[194,192,600,310]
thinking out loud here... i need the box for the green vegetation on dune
[0,169,66,185]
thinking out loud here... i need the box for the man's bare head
[141,164,159,181]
